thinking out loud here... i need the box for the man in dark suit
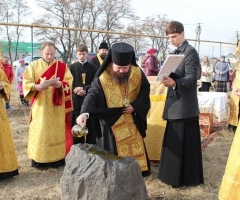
[158,21,204,187]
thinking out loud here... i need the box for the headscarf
[147,48,157,55]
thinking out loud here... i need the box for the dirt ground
[0,79,234,200]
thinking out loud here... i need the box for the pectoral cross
[82,73,86,85]
[123,96,130,107]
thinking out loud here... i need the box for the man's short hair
[42,41,56,50]
[76,44,88,53]
[220,55,225,59]
[166,21,184,35]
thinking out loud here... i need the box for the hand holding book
[156,55,184,81]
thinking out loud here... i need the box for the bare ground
[0,80,234,200]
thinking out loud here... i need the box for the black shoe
[233,126,237,133]
[228,124,233,131]
[142,170,151,177]
[20,97,25,105]
[23,100,29,106]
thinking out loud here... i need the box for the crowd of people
[199,55,235,93]
[1,20,240,199]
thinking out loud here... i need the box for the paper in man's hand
[41,78,60,87]
[156,55,184,81]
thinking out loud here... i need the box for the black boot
[233,126,237,133]
[20,95,25,105]
[24,99,29,107]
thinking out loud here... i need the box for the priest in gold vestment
[0,67,19,179]
[77,42,151,177]
[228,40,240,132]
[219,87,240,200]
[23,42,73,168]
[219,40,240,200]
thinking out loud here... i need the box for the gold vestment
[228,62,240,126]
[23,59,73,163]
[99,66,148,171]
[144,81,167,161]
[218,125,240,200]
[0,68,18,173]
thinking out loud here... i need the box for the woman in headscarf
[143,48,159,76]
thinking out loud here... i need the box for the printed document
[156,55,184,81]
[41,78,60,87]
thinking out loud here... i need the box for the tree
[0,0,31,63]
[141,15,170,59]
[100,0,132,46]
[0,0,172,61]
[32,0,134,62]
[124,15,148,53]
[34,0,79,63]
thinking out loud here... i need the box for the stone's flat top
[76,143,135,163]
[88,146,124,160]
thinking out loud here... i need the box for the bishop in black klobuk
[78,42,152,177]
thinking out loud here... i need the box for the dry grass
[0,80,234,200]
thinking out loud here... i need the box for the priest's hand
[0,82,4,90]
[35,84,49,91]
[76,113,88,127]
[161,76,176,87]
[122,105,134,114]
[74,87,86,96]
[52,81,62,88]
[77,89,86,96]
[234,88,240,97]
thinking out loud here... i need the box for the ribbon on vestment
[97,54,104,66]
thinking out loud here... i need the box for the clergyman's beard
[100,54,106,59]
[108,67,131,85]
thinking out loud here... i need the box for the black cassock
[69,61,98,144]
[89,56,101,68]
[158,117,204,187]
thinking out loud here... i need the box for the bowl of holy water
[71,125,88,144]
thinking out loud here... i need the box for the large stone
[60,144,148,200]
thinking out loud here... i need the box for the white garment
[200,64,213,83]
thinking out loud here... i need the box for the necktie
[174,48,180,54]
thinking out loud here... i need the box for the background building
[0,41,41,63]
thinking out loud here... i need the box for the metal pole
[198,38,200,54]
[31,27,33,59]
[0,22,235,45]
[220,43,222,57]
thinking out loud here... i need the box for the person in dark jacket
[214,55,229,92]
[158,21,204,187]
